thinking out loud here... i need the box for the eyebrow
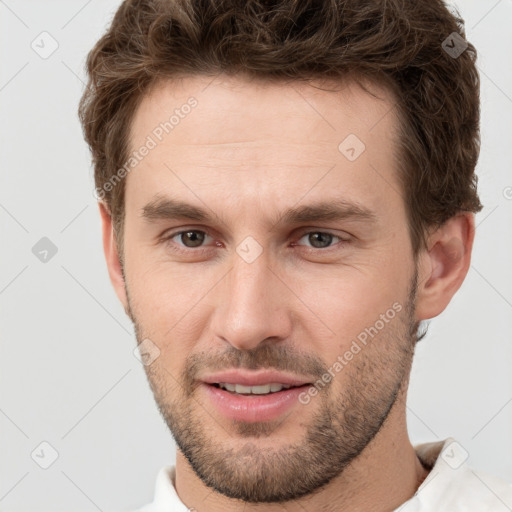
[141,195,377,229]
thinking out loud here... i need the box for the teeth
[236,384,257,394]
[219,382,292,394]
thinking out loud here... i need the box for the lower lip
[201,383,311,422]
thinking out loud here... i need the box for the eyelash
[160,228,350,255]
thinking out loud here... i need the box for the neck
[174,383,430,512]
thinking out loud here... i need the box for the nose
[210,251,293,351]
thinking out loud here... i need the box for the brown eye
[178,230,206,248]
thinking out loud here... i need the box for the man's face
[120,75,420,502]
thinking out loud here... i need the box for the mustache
[182,343,329,392]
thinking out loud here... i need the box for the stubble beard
[126,270,419,503]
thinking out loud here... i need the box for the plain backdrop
[1,0,511,511]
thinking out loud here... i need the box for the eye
[160,228,349,255]
[165,229,214,250]
[294,231,348,250]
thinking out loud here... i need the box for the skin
[99,74,475,511]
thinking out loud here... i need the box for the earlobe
[98,201,129,314]
[415,213,475,321]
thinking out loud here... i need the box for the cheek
[124,254,210,371]
[295,263,409,354]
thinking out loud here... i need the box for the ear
[98,201,129,315]
[415,212,475,321]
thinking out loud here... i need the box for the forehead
[125,74,402,221]
[130,74,398,146]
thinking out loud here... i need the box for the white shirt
[134,437,512,511]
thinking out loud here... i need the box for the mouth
[199,370,316,422]
[208,382,308,395]
[201,380,314,423]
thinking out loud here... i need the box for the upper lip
[201,370,312,387]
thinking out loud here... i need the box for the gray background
[1,0,511,511]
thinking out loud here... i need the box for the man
[79,0,512,510]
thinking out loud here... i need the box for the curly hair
[79,0,483,258]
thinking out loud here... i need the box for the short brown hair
[79,0,483,259]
